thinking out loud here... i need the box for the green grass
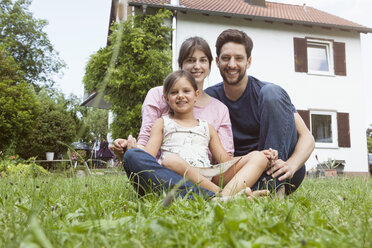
[0,174,371,247]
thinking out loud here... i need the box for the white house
[97,0,372,173]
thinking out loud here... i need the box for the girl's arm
[138,87,168,147]
[144,118,164,158]
[208,124,232,164]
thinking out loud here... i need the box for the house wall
[175,12,369,172]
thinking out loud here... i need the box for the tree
[83,9,173,138]
[84,108,109,142]
[17,90,77,159]
[0,49,40,153]
[0,0,65,89]
[58,94,109,144]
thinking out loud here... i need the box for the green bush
[16,90,77,159]
[367,136,372,153]
[83,9,173,138]
[0,156,48,177]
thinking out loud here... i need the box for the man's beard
[221,69,246,85]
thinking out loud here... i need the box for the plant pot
[46,152,54,161]
[324,169,337,177]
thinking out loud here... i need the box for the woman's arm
[208,124,232,164]
[216,106,234,157]
[144,118,164,158]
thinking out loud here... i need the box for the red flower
[11,156,16,160]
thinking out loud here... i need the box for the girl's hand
[261,148,278,169]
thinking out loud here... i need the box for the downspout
[171,0,179,70]
[172,11,177,70]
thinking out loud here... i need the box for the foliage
[0,49,40,153]
[83,9,173,138]
[324,158,339,169]
[60,93,109,143]
[16,90,77,159]
[69,150,88,164]
[367,136,372,153]
[0,177,370,247]
[84,108,109,141]
[367,125,372,153]
[0,155,48,177]
[0,0,65,89]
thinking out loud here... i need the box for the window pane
[311,114,332,143]
[307,44,329,72]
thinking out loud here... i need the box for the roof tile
[128,0,371,32]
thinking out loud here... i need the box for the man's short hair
[216,29,253,59]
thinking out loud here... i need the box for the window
[297,110,351,148]
[307,40,333,75]
[294,37,346,76]
[310,111,337,148]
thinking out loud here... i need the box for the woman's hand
[127,135,137,150]
[109,138,128,160]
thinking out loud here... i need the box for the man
[205,29,315,194]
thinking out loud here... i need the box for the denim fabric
[123,148,215,198]
[251,84,305,194]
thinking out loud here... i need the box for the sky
[29,0,372,127]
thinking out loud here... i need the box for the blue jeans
[123,148,215,198]
[252,84,306,194]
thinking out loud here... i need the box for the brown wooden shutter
[293,38,308,72]
[297,110,310,130]
[337,112,350,147]
[333,42,346,76]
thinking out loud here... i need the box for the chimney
[170,0,179,6]
[243,0,266,7]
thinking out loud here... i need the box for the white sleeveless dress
[159,116,236,180]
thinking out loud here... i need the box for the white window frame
[306,39,334,76]
[310,110,338,148]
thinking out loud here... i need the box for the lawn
[0,174,371,247]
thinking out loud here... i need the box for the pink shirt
[138,86,234,158]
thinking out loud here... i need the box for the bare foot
[211,187,270,202]
[275,185,285,199]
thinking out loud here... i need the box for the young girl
[128,70,277,197]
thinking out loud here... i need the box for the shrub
[0,156,48,178]
[16,90,77,159]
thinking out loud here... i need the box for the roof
[128,0,372,33]
[81,90,111,109]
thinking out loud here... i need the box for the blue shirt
[205,76,295,156]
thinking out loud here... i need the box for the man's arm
[267,112,315,181]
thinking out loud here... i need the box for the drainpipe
[172,11,177,70]
[170,0,179,70]
[117,0,128,21]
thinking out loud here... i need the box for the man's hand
[266,159,296,181]
[109,138,128,160]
